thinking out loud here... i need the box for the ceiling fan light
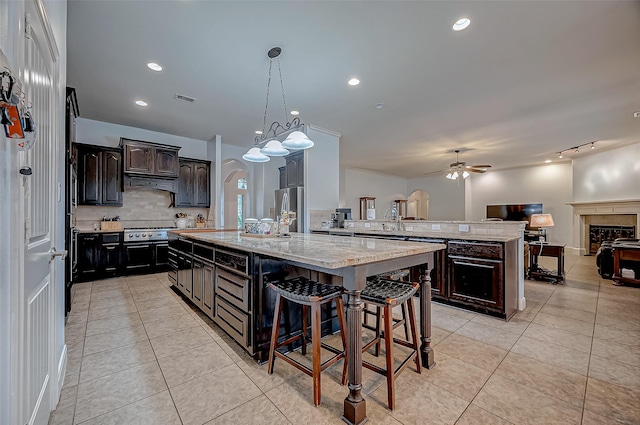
[446,172,455,179]
[282,131,314,150]
[242,147,270,162]
[260,140,289,156]
[452,171,459,179]
[462,170,470,178]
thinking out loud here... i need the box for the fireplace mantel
[568,200,640,255]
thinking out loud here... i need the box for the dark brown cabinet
[121,138,180,178]
[278,166,286,189]
[77,144,123,206]
[174,158,211,207]
[76,232,123,282]
[285,151,304,187]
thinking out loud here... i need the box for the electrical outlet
[458,224,470,232]
[431,224,441,231]
[364,222,371,228]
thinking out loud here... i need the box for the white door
[19,3,61,424]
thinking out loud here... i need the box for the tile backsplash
[74,189,212,230]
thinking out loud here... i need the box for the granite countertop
[76,228,123,234]
[176,231,445,269]
[311,228,520,242]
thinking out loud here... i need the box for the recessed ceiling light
[255,130,263,135]
[147,62,163,71]
[544,160,552,163]
[348,78,360,86]
[135,100,148,107]
[290,110,300,116]
[452,17,471,31]
[375,103,385,109]
[634,111,640,118]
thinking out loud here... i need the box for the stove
[124,227,175,242]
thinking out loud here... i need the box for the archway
[221,159,249,229]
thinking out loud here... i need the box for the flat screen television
[486,203,543,230]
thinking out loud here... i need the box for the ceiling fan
[445,150,492,180]
[424,149,492,179]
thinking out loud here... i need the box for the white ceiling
[66,1,640,178]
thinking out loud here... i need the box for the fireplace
[588,225,636,254]
[569,200,640,256]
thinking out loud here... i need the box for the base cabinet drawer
[215,268,250,311]
[214,296,250,348]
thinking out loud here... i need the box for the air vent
[174,93,197,103]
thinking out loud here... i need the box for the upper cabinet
[285,151,304,188]
[76,143,123,206]
[174,158,211,208]
[121,138,180,178]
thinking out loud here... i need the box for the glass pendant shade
[260,140,289,156]
[462,170,470,179]
[242,147,270,162]
[281,131,314,150]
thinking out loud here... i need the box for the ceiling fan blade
[424,169,447,176]
[466,167,488,173]
[467,164,492,169]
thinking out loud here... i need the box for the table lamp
[530,213,554,243]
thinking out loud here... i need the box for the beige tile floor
[49,255,640,425]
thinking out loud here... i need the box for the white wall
[407,175,466,221]
[76,118,209,159]
[467,163,573,245]
[304,125,340,230]
[573,143,640,202]
[342,168,407,220]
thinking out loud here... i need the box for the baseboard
[518,297,527,311]
[56,344,67,393]
[566,246,585,256]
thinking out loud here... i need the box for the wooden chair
[267,276,348,406]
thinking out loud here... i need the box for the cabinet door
[155,243,169,268]
[176,162,194,207]
[295,155,304,186]
[101,245,121,274]
[192,259,204,307]
[193,163,210,207]
[77,234,100,280]
[154,148,179,177]
[79,150,101,205]
[125,144,153,174]
[102,150,123,205]
[286,156,297,188]
[202,262,214,318]
[278,166,286,189]
[183,255,193,297]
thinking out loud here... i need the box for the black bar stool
[267,276,348,406]
[361,277,421,410]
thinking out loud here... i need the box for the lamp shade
[242,147,270,162]
[281,131,314,150]
[530,213,554,228]
[260,140,289,156]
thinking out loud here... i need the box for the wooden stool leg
[336,297,348,385]
[402,303,410,341]
[407,298,421,374]
[311,302,322,406]
[268,294,284,375]
[374,306,382,357]
[383,305,396,410]
[301,305,308,356]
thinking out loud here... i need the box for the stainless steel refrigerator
[274,187,304,233]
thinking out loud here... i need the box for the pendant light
[243,47,314,162]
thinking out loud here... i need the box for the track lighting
[555,141,598,158]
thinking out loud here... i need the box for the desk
[529,242,565,283]
[613,244,640,286]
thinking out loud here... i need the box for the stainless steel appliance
[274,187,304,233]
[123,227,173,273]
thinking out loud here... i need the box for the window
[237,194,244,229]
[238,178,247,190]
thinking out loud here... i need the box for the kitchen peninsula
[312,219,526,320]
[168,230,445,425]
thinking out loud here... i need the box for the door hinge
[24,13,32,39]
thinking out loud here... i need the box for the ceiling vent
[174,93,197,103]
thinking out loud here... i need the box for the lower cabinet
[76,232,123,282]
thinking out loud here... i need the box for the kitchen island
[168,230,445,425]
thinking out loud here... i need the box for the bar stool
[267,276,348,406]
[361,277,421,410]
[363,270,411,355]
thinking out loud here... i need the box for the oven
[124,228,173,274]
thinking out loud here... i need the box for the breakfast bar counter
[169,231,445,425]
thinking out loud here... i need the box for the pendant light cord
[277,57,289,120]
[261,58,274,137]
